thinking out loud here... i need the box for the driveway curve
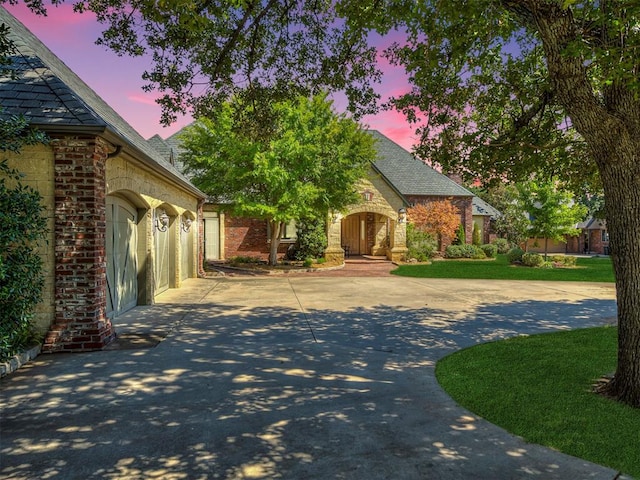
[0,276,621,479]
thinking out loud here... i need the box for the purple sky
[6,4,420,150]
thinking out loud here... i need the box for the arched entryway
[341,212,391,257]
[106,194,143,318]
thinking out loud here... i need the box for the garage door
[106,197,138,318]
[204,213,220,261]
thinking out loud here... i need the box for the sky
[5,3,421,151]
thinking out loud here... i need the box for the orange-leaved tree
[407,201,460,250]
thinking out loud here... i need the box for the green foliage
[517,178,588,258]
[229,256,263,264]
[453,223,466,245]
[551,255,577,268]
[303,258,314,268]
[472,222,481,246]
[180,92,375,265]
[506,247,525,264]
[0,160,47,361]
[480,243,497,258]
[522,252,545,268]
[445,244,486,259]
[491,238,511,254]
[406,222,438,262]
[65,0,383,124]
[287,216,327,261]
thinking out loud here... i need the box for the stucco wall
[4,145,56,334]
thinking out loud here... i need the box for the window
[267,219,298,242]
[602,230,609,242]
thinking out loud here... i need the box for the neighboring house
[0,8,206,353]
[526,217,609,255]
[155,128,498,262]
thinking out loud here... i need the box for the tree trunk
[597,151,640,406]
[268,220,283,266]
[518,0,640,406]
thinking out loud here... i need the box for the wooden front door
[342,213,367,255]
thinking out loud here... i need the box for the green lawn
[392,254,615,282]
[436,327,639,478]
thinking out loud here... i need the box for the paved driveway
[0,276,621,479]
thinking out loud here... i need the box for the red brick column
[43,136,114,352]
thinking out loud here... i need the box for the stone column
[324,212,345,263]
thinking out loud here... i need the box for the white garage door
[106,197,138,318]
[204,213,220,261]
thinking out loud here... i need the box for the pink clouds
[4,4,418,148]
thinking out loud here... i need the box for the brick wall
[224,216,291,260]
[44,135,115,352]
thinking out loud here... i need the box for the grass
[436,327,640,478]
[393,254,615,282]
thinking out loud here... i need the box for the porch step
[346,255,390,264]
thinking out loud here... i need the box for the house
[525,217,609,255]
[0,8,206,353]
[155,128,497,262]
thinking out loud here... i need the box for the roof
[577,218,606,230]
[472,196,501,218]
[0,7,204,199]
[369,130,474,197]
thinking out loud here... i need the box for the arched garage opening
[106,193,148,319]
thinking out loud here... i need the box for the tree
[380,2,640,407]
[407,200,460,250]
[0,23,48,360]
[20,0,640,405]
[180,92,375,265]
[517,179,587,260]
[473,183,531,248]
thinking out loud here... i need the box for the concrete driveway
[0,276,621,479]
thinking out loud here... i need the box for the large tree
[17,0,640,405]
[180,92,375,265]
[517,179,587,259]
[381,1,640,406]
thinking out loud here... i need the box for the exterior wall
[407,195,474,249]
[223,215,291,261]
[4,145,56,335]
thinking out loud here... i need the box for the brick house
[156,128,496,262]
[0,8,206,352]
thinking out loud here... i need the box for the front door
[342,213,367,255]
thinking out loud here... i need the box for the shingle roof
[0,7,204,198]
[472,196,501,218]
[369,130,474,197]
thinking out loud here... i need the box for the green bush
[491,238,511,254]
[229,255,263,264]
[0,160,47,362]
[445,244,486,259]
[522,252,545,267]
[481,243,498,258]
[472,223,481,246]
[452,223,466,245]
[507,247,525,263]
[287,216,327,261]
[562,255,577,267]
[303,257,314,267]
[406,223,438,262]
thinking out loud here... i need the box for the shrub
[406,223,438,262]
[550,255,577,267]
[445,244,486,259]
[303,257,314,267]
[481,243,498,258]
[229,255,262,264]
[0,160,47,362]
[491,238,511,254]
[452,223,466,245]
[472,223,481,246]
[287,216,327,261]
[507,247,525,263]
[522,252,545,267]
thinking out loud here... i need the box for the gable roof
[369,130,474,198]
[0,7,204,199]
[472,196,501,217]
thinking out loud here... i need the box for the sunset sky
[5,4,421,151]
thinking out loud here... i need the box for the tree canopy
[180,92,376,265]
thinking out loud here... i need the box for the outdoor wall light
[181,218,193,233]
[155,209,170,232]
[398,207,407,224]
